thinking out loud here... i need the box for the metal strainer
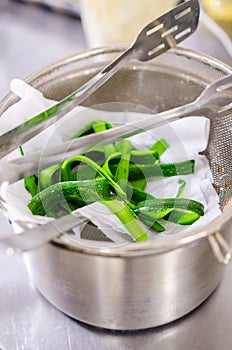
[1,46,232,330]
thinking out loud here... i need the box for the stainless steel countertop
[0,1,232,349]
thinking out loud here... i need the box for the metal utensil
[0,0,200,159]
[0,213,88,253]
[1,72,232,185]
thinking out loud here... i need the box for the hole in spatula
[175,27,191,40]
[146,23,164,36]
[148,43,166,56]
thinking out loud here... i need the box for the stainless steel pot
[1,46,232,330]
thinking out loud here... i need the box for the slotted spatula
[0,0,200,159]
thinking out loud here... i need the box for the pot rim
[55,207,232,257]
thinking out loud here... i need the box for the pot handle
[208,232,232,265]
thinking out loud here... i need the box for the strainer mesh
[206,113,232,207]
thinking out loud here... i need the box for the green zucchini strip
[70,119,113,139]
[92,120,116,158]
[101,199,148,242]
[114,140,132,192]
[24,175,39,197]
[71,119,116,158]
[103,151,194,181]
[61,155,129,204]
[28,179,110,217]
[176,179,187,198]
[149,138,169,157]
[38,164,61,191]
[134,198,204,225]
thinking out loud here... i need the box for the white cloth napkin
[0,79,221,242]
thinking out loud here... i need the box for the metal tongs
[0,0,203,251]
[0,0,199,162]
